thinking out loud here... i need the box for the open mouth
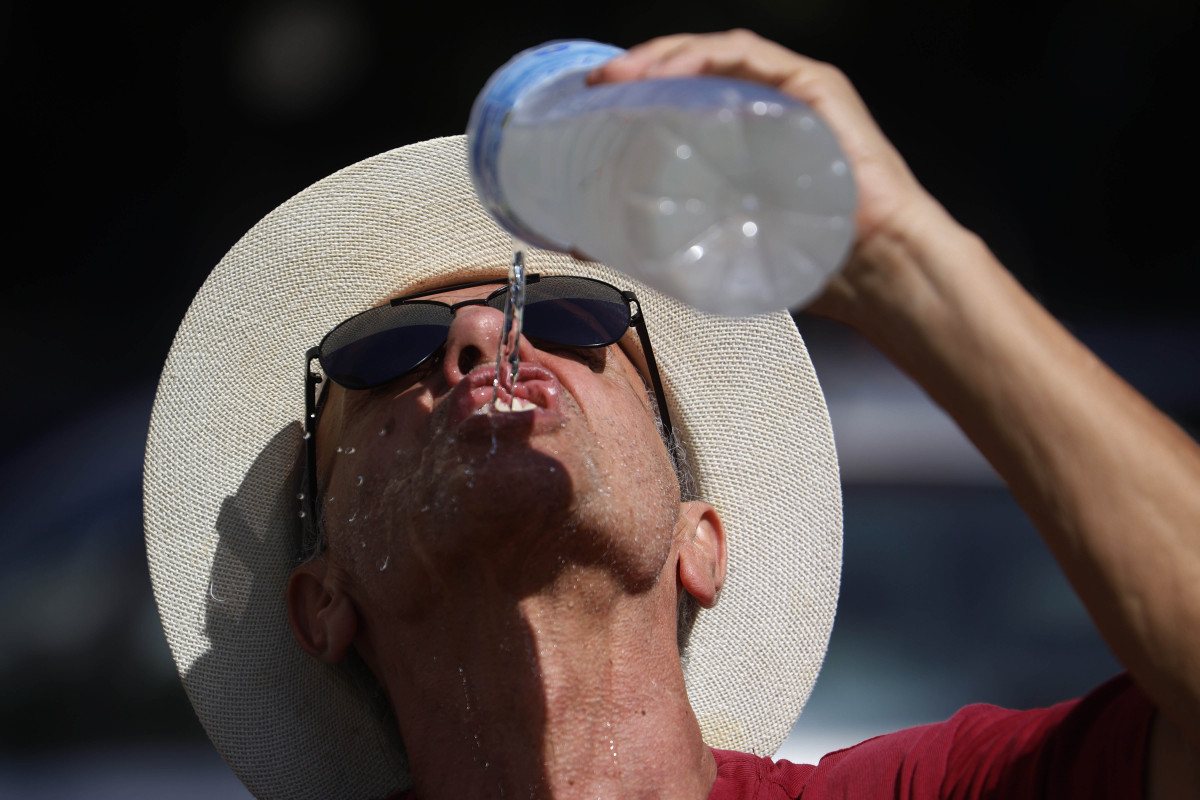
[447,364,562,430]
[474,364,556,416]
[487,396,538,413]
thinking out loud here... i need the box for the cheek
[588,361,680,501]
[316,393,435,555]
[319,386,432,488]
[319,449,420,591]
[610,355,671,458]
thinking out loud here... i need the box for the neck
[368,563,716,800]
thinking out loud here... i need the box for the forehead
[396,278,507,305]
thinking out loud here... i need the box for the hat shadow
[185,423,409,799]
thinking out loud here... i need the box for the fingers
[588,31,876,153]
[590,30,813,91]
[586,33,699,83]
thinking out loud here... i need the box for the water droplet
[348,511,357,523]
[378,555,389,571]
[346,447,356,455]
[798,115,816,131]
[675,143,692,159]
[361,540,366,548]
[336,446,343,453]
[420,505,430,513]
[751,100,768,115]
[741,221,758,238]
[831,160,848,176]
[296,493,305,501]
[378,428,387,437]
[298,510,306,518]
[685,244,704,262]
[302,431,312,440]
[356,475,364,486]
[657,198,677,214]
[208,581,227,604]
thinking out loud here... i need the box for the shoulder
[710,748,815,799]
[712,675,1154,799]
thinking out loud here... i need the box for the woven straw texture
[144,135,842,800]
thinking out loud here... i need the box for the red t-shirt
[388,674,1154,799]
[709,673,1154,799]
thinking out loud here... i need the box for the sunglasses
[299,275,673,552]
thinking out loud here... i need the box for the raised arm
[593,29,1200,797]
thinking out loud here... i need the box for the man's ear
[676,501,727,608]
[286,558,358,664]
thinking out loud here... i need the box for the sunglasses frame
[299,275,673,553]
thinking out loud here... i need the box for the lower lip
[455,401,564,443]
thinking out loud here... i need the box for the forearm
[828,199,1200,751]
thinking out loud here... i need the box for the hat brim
[144,135,842,800]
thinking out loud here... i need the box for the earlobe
[286,559,358,664]
[676,501,727,608]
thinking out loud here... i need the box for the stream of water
[491,246,527,408]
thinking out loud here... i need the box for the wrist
[816,194,996,345]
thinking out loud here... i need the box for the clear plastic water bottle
[467,40,857,316]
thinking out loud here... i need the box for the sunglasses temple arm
[629,302,674,446]
[302,348,323,542]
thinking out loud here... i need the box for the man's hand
[587,29,953,329]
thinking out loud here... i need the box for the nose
[439,304,538,385]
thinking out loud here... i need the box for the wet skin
[311,281,685,619]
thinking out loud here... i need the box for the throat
[381,570,714,800]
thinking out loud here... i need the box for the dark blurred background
[2,0,1197,796]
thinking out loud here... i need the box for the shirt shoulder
[710,673,1155,799]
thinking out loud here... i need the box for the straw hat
[143,135,842,800]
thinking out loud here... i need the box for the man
[144,30,1200,799]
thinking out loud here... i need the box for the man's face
[313,279,684,616]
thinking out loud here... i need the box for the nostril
[457,345,483,377]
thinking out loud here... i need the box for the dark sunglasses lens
[320,303,452,389]
[520,277,631,347]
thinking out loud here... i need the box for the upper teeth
[492,397,536,413]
